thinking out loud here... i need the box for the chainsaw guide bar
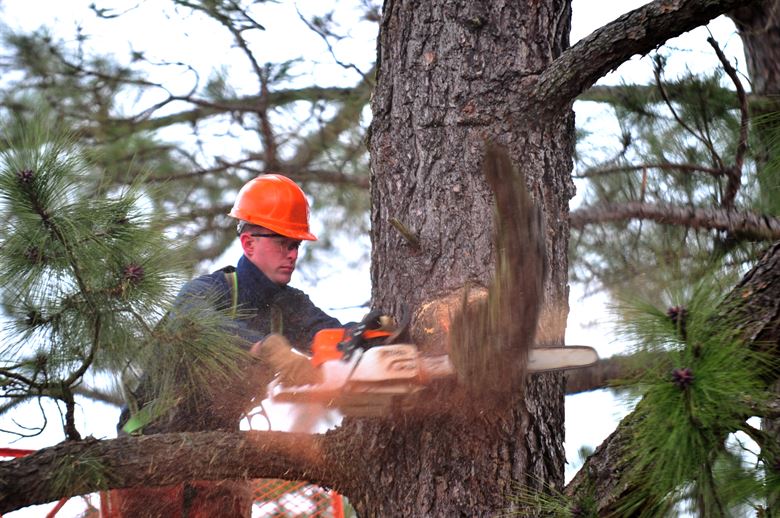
[270,344,599,416]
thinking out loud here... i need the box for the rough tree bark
[0,0,760,515]
[729,4,780,512]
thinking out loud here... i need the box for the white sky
[0,1,747,515]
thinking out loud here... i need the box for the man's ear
[239,233,255,256]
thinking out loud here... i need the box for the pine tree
[0,111,247,443]
[0,1,377,268]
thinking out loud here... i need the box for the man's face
[240,228,302,285]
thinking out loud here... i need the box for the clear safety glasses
[251,233,302,254]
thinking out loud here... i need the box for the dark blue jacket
[176,255,341,352]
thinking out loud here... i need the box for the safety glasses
[251,233,302,253]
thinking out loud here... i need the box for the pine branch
[172,0,266,82]
[570,202,780,241]
[566,241,780,513]
[0,368,39,389]
[0,430,333,514]
[258,66,280,170]
[653,56,725,170]
[578,84,744,110]
[534,0,758,114]
[0,86,362,141]
[296,8,371,81]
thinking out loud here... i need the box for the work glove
[252,334,323,386]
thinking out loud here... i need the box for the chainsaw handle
[311,328,347,367]
[309,325,395,367]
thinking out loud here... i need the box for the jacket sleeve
[271,287,341,353]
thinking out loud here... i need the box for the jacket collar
[235,255,283,309]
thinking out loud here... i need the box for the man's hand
[251,334,323,386]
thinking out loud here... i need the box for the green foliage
[611,274,773,516]
[0,112,250,439]
[0,112,177,371]
[0,1,377,271]
[51,452,112,497]
[128,292,250,422]
[503,479,597,518]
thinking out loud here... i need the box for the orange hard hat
[229,174,317,241]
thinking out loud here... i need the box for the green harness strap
[226,270,239,318]
[123,270,239,435]
[122,399,173,435]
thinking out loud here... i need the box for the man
[172,173,341,397]
[113,174,341,517]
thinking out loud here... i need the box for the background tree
[0,0,377,268]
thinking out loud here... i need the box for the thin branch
[573,162,727,179]
[0,395,48,440]
[142,156,260,183]
[258,66,279,170]
[708,36,749,209]
[653,57,725,170]
[570,202,780,241]
[296,9,369,81]
[174,0,265,86]
[0,368,38,389]
[738,420,770,449]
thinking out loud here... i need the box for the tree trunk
[730,3,780,512]
[730,0,780,98]
[730,0,780,213]
[355,0,574,515]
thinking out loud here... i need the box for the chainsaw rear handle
[310,327,393,366]
[311,308,409,366]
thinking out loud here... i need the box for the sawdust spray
[448,144,547,396]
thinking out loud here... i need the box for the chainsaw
[270,316,599,416]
